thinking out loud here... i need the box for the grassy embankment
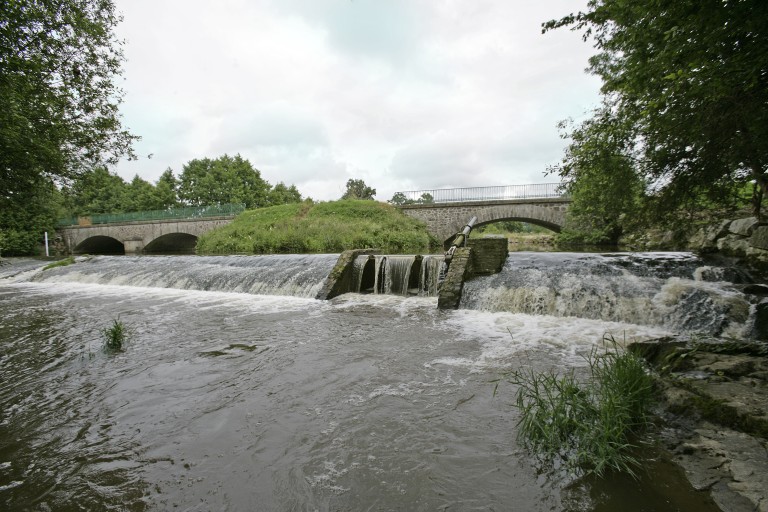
[196,200,439,254]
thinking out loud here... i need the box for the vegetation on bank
[547,0,766,247]
[196,200,439,254]
[499,338,656,478]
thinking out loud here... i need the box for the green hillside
[196,200,439,254]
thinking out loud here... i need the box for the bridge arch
[58,218,234,254]
[144,233,198,254]
[74,235,125,255]
[398,199,569,246]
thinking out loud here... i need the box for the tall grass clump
[500,336,656,478]
[43,256,75,270]
[102,318,130,352]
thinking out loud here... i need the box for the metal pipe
[444,216,477,264]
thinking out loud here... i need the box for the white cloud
[113,0,600,201]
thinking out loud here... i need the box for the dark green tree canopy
[267,182,302,206]
[547,0,768,216]
[64,166,127,216]
[178,154,270,209]
[0,0,138,198]
[341,179,376,200]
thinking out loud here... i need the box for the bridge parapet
[391,183,565,204]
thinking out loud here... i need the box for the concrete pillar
[123,239,144,254]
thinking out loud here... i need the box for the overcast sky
[112,0,601,201]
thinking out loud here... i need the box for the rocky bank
[630,338,768,512]
[617,217,768,511]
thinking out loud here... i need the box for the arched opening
[144,233,198,254]
[359,258,376,293]
[470,219,558,251]
[74,236,125,255]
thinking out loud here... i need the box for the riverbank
[630,338,768,512]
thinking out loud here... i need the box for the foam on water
[14,254,338,298]
[461,251,755,337]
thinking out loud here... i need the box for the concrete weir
[316,237,508,308]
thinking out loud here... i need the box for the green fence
[57,203,246,227]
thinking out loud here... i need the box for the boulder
[689,220,731,253]
[750,225,768,250]
[729,217,760,237]
[717,234,750,257]
[754,299,768,341]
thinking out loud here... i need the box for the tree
[267,182,302,206]
[341,179,376,200]
[0,0,137,254]
[64,167,127,216]
[123,175,159,212]
[546,0,768,217]
[153,168,180,210]
[0,177,64,256]
[178,154,270,208]
[0,0,138,199]
[550,105,646,244]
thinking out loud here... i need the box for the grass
[498,335,656,479]
[43,256,75,270]
[102,318,130,352]
[196,200,439,254]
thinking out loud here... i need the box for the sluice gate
[316,218,509,308]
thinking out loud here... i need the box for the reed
[102,318,129,352]
[499,336,655,478]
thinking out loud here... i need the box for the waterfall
[351,254,443,296]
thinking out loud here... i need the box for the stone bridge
[58,217,234,254]
[397,197,570,245]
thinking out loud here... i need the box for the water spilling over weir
[350,254,444,296]
[0,253,755,510]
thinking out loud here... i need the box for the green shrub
[497,336,656,478]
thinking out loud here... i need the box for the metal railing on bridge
[390,183,566,205]
[57,203,246,227]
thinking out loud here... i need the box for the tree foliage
[551,105,646,245]
[0,176,64,256]
[0,0,138,197]
[389,192,434,205]
[178,154,270,208]
[547,0,768,219]
[267,182,302,206]
[341,179,376,200]
[0,0,137,254]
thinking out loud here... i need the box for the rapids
[0,253,741,511]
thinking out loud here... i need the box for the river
[0,252,751,511]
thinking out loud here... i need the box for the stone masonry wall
[467,237,508,275]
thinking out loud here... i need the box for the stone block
[467,237,508,275]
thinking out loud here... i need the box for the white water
[0,253,745,510]
[461,252,755,338]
